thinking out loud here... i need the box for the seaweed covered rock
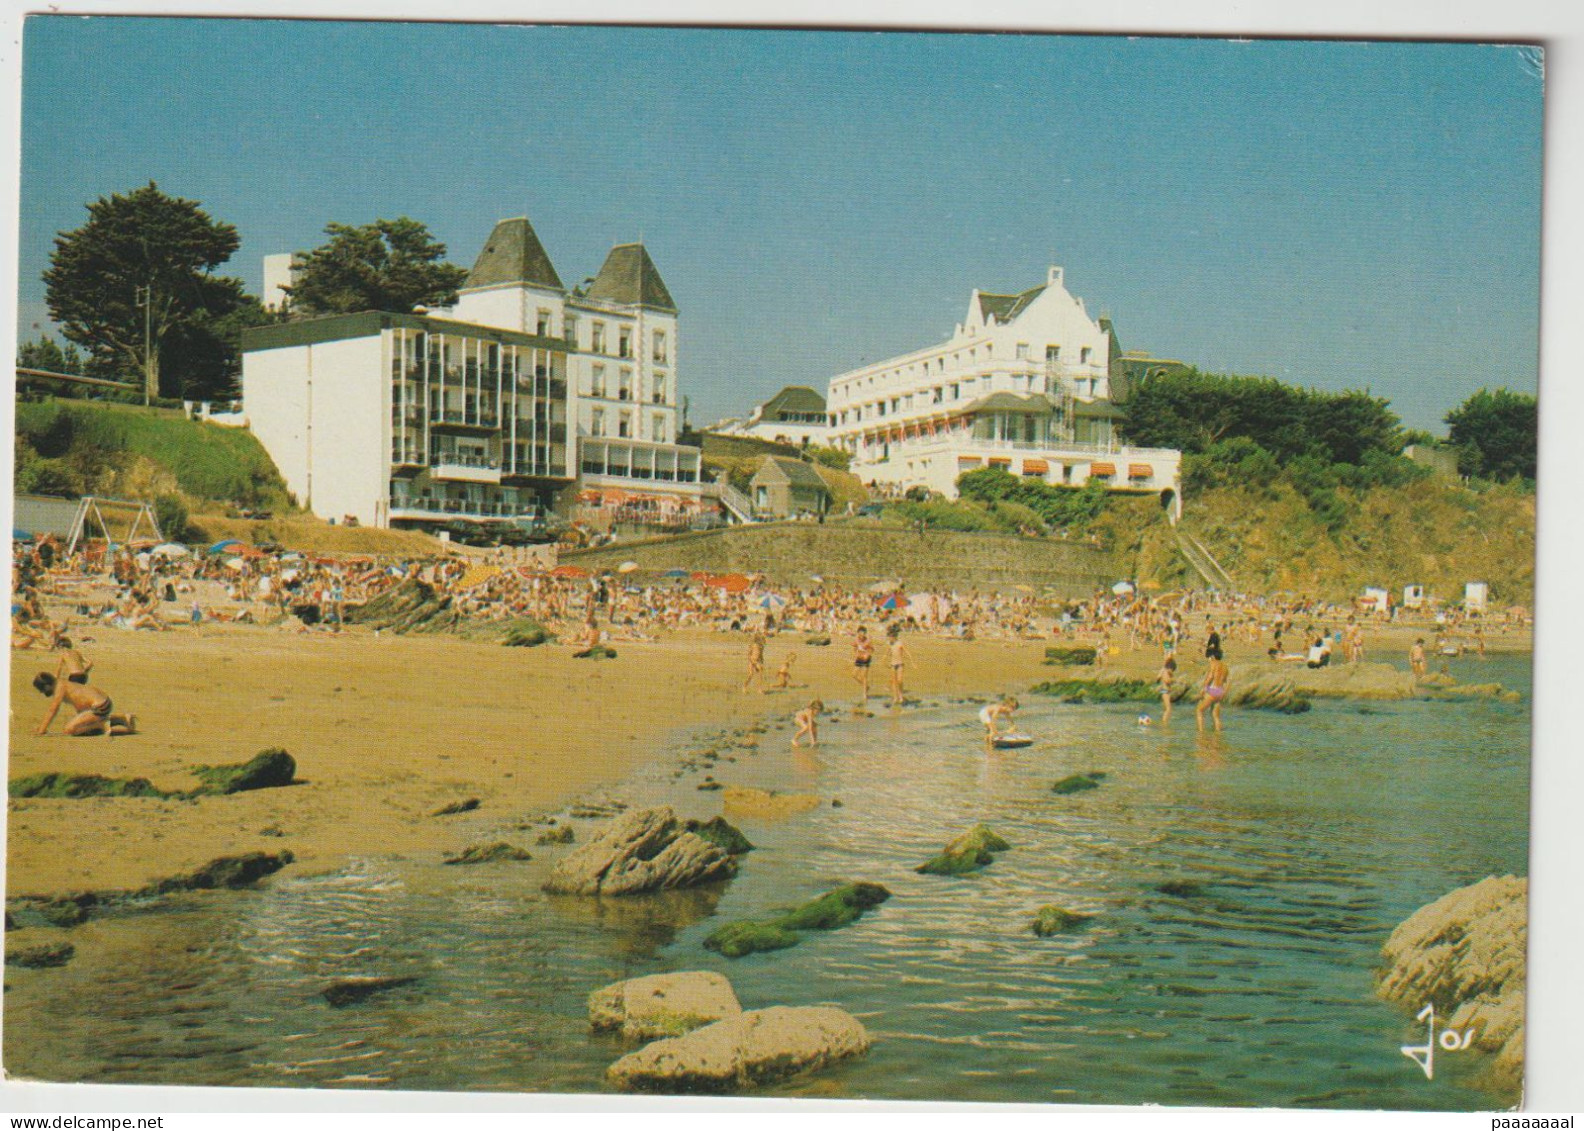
[192,748,297,794]
[141,851,295,895]
[9,772,168,799]
[589,971,743,1040]
[683,817,754,855]
[543,807,737,896]
[607,1005,871,1092]
[1032,906,1094,936]
[322,975,418,1007]
[432,798,481,816]
[6,941,75,969]
[443,842,531,865]
[1051,772,1105,795]
[1155,879,1208,898]
[722,787,821,820]
[536,825,575,845]
[1031,678,1159,703]
[501,619,554,647]
[704,882,892,958]
[1378,875,1526,1089]
[1043,645,1098,666]
[916,824,1011,876]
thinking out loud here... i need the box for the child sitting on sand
[792,698,823,748]
[773,651,796,690]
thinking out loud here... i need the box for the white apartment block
[825,267,1182,518]
[242,217,706,530]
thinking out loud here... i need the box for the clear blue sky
[16,17,1543,432]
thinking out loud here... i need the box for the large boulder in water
[589,971,742,1039]
[542,807,737,896]
[1377,875,1526,1089]
[606,1005,871,1091]
[703,882,891,958]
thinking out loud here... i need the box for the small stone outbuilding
[749,456,831,519]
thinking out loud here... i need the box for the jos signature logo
[1401,1003,1477,1080]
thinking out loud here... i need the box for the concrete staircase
[1176,531,1236,592]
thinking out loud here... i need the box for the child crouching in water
[792,698,823,748]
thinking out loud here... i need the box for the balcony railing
[870,436,1179,460]
[389,496,533,519]
[430,409,500,428]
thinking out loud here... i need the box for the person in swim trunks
[52,636,92,684]
[851,626,874,704]
[1196,654,1230,733]
[32,672,136,738]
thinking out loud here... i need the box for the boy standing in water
[1157,651,1177,723]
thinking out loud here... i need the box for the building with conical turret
[242,217,708,534]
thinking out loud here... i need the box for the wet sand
[5,612,1528,899]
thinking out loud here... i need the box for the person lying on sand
[792,698,823,748]
[31,672,136,738]
[980,695,1019,751]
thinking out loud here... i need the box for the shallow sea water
[5,654,1530,1108]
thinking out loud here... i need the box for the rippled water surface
[6,655,1529,1108]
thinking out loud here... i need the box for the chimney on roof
[1048,266,1064,287]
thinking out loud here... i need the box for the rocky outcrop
[1377,875,1526,1089]
[683,817,755,856]
[1044,645,1098,666]
[6,940,75,968]
[722,787,821,821]
[1032,906,1094,936]
[140,851,294,895]
[1226,678,1312,714]
[704,882,891,958]
[916,824,1011,876]
[589,971,743,1039]
[322,975,418,1007]
[9,772,168,799]
[443,842,531,865]
[543,807,737,896]
[1052,772,1105,795]
[432,798,481,816]
[607,1005,871,1091]
[536,825,575,845]
[192,748,297,794]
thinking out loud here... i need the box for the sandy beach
[6,611,1529,900]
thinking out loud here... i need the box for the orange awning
[1022,459,1049,474]
[1090,462,1116,477]
[1128,463,1152,479]
[988,456,1013,467]
[958,455,981,464]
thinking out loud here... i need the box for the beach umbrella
[208,538,242,554]
[13,528,33,542]
[757,592,787,610]
[280,568,302,582]
[691,570,714,581]
[708,573,752,593]
[1111,581,1136,595]
[279,550,304,561]
[660,568,690,579]
[458,564,501,589]
[877,594,902,610]
[551,564,589,580]
[150,542,192,559]
[617,561,639,574]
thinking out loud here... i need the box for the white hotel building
[824,267,1182,518]
[242,217,706,529]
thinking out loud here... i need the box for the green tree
[16,334,85,374]
[285,217,468,316]
[1445,388,1538,482]
[163,293,275,402]
[43,182,252,402]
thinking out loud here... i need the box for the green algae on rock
[1032,906,1095,936]
[443,842,532,865]
[192,748,297,794]
[9,772,169,799]
[684,816,755,855]
[916,824,1011,875]
[1051,773,1105,795]
[704,882,892,958]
